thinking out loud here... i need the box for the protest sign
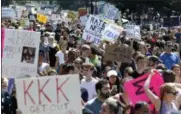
[163,16,180,27]
[79,15,88,26]
[78,8,87,17]
[67,11,77,20]
[124,72,164,113]
[82,15,108,45]
[2,29,40,78]
[15,74,82,114]
[102,24,123,43]
[50,14,61,22]
[2,8,17,19]
[2,27,5,57]
[37,13,48,24]
[125,25,141,40]
[104,44,132,63]
[103,4,119,20]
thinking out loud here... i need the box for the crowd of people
[1,3,181,114]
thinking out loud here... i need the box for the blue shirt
[85,98,103,114]
[159,52,180,69]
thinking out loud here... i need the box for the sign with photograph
[125,25,141,40]
[82,15,108,45]
[15,74,82,114]
[2,29,40,78]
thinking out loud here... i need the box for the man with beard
[85,79,110,114]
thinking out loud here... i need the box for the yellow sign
[67,11,77,20]
[37,13,47,24]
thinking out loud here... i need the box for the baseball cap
[107,70,118,77]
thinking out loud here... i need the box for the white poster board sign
[102,24,124,43]
[50,14,61,22]
[2,8,17,19]
[79,15,88,26]
[82,15,108,45]
[2,29,40,78]
[125,25,141,40]
[15,74,82,114]
[104,4,119,20]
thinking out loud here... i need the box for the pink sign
[2,27,5,57]
[124,72,164,113]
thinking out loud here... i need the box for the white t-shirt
[39,63,49,73]
[81,77,98,100]
[55,51,65,65]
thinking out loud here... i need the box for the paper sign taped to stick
[82,15,108,45]
[102,24,123,43]
[104,44,132,63]
[124,72,164,113]
[37,13,48,24]
[15,74,82,114]
[2,29,40,78]
[126,25,141,40]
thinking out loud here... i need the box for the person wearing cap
[148,55,162,69]
[159,41,180,69]
[107,70,120,96]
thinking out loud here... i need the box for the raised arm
[144,71,161,111]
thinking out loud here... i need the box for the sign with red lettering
[124,72,164,113]
[2,29,40,78]
[15,74,82,114]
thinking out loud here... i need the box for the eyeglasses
[167,91,178,96]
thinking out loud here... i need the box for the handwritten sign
[124,72,164,113]
[15,74,82,114]
[104,4,119,20]
[2,29,40,78]
[104,44,132,63]
[79,15,88,26]
[82,15,108,45]
[102,24,123,43]
[125,25,141,40]
[37,13,48,24]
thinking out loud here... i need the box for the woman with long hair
[144,70,181,114]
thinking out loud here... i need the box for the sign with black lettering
[82,15,108,45]
[104,44,132,63]
[15,74,82,114]
[2,29,40,78]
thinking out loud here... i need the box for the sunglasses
[167,91,178,96]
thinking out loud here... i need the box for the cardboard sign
[104,44,132,63]
[15,74,82,114]
[2,8,17,19]
[102,24,123,43]
[126,25,141,40]
[104,4,119,20]
[37,13,48,24]
[78,8,87,17]
[67,11,77,20]
[2,29,40,78]
[124,72,164,113]
[82,15,108,45]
